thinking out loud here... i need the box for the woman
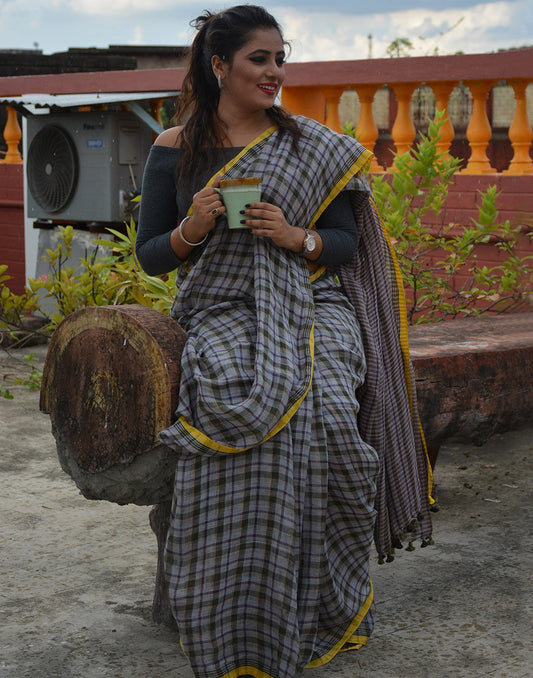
[137,6,433,677]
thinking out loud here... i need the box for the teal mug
[215,177,262,229]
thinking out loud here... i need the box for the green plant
[0,351,42,400]
[94,218,176,313]
[342,121,359,140]
[25,225,115,329]
[386,37,415,58]
[1,219,176,397]
[1,220,176,336]
[350,111,533,323]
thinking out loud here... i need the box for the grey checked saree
[160,117,433,678]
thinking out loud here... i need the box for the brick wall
[443,175,532,228]
[0,164,25,294]
[403,174,533,318]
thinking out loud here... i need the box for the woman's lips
[258,83,277,95]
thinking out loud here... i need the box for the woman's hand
[171,176,226,256]
[189,175,226,236]
[241,203,321,258]
[170,176,226,257]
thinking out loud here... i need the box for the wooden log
[40,304,187,506]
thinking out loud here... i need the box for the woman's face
[220,27,286,112]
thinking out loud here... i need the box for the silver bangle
[178,216,208,247]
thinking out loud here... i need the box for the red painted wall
[0,164,25,294]
[398,174,533,318]
[426,175,532,229]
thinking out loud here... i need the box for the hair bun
[190,10,213,30]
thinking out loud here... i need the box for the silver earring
[217,73,222,89]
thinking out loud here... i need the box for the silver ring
[211,208,218,216]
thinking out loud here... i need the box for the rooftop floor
[1,344,531,678]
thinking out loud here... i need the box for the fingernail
[239,210,245,214]
[245,204,251,208]
[240,219,246,224]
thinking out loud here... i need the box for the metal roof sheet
[1,91,177,115]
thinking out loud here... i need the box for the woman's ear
[211,55,226,83]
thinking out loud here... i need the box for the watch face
[305,232,316,252]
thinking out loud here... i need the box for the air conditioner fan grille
[27,125,78,213]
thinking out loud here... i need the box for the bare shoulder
[154,126,184,147]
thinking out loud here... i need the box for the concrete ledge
[409,312,533,452]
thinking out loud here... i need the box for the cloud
[0,0,530,58]
[68,0,170,16]
[269,0,521,13]
[277,1,527,61]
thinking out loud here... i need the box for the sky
[0,0,532,62]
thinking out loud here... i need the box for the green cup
[216,177,262,229]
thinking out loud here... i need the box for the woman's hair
[174,4,301,184]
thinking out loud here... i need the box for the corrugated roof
[1,91,177,114]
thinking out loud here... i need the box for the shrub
[0,219,176,397]
[347,111,533,323]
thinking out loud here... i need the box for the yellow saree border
[339,635,370,652]
[370,196,434,504]
[177,322,315,454]
[308,148,374,230]
[309,265,327,282]
[221,667,275,678]
[305,581,374,668]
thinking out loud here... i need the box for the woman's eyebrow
[247,48,286,57]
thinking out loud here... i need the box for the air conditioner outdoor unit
[26,109,153,224]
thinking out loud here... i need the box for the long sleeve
[136,145,183,276]
[314,190,359,266]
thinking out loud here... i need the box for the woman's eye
[276,58,286,66]
[250,57,265,64]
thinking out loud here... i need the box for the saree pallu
[160,117,433,677]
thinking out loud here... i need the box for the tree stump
[40,304,187,626]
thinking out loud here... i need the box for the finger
[246,218,273,230]
[242,208,277,222]
[210,204,226,217]
[244,202,278,213]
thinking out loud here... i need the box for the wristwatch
[302,230,317,254]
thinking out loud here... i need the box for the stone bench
[409,312,533,466]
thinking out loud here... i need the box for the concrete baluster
[1,105,23,164]
[323,87,344,132]
[391,82,418,158]
[462,80,497,174]
[431,82,456,159]
[356,84,382,172]
[281,86,326,125]
[503,79,533,175]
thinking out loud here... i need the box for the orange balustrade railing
[1,49,532,174]
[281,48,533,174]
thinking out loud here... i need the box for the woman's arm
[137,128,226,273]
[136,145,183,276]
[314,190,359,266]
